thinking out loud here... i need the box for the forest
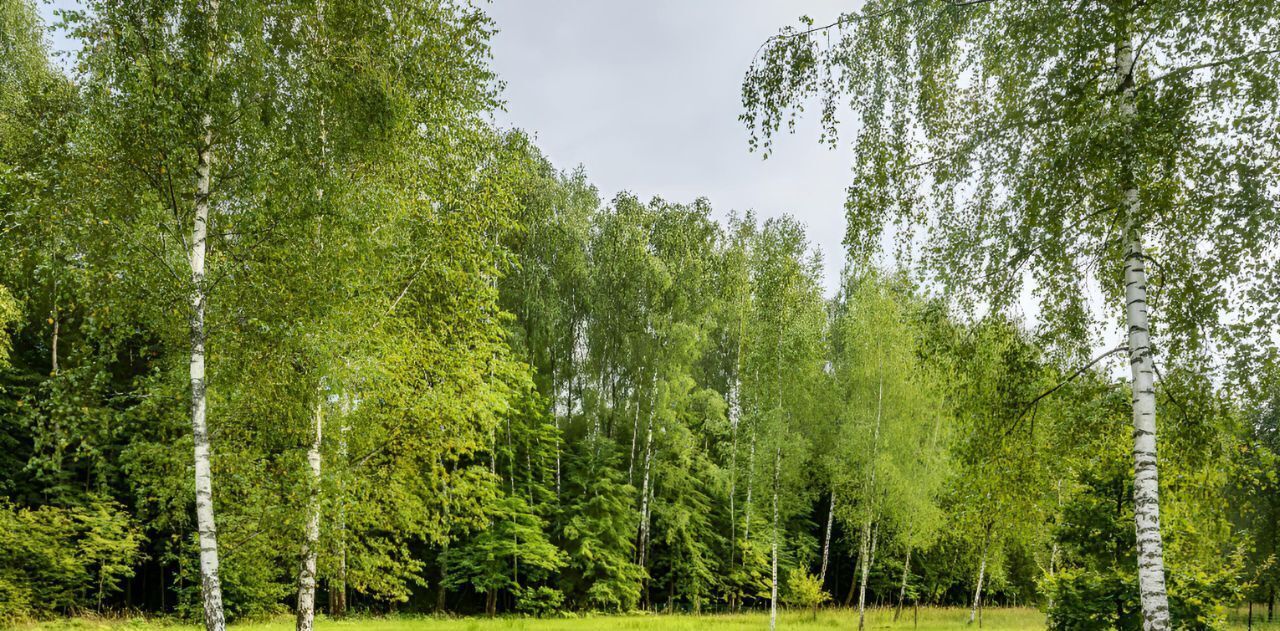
[1,1,1278,631]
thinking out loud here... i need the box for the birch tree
[738,217,826,630]
[831,271,948,630]
[66,0,284,626]
[744,2,1280,629]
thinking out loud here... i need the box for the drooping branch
[748,0,994,67]
[1139,47,1280,91]
[758,0,930,45]
[1005,344,1129,436]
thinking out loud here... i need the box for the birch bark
[895,547,911,621]
[769,447,781,631]
[637,417,655,567]
[857,519,878,631]
[819,490,835,584]
[296,398,323,631]
[744,433,756,544]
[1117,25,1172,631]
[728,387,739,571]
[968,523,991,625]
[190,43,225,628]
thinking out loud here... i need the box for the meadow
[15,608,1280,631]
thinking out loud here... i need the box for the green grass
[16,606,1280,631]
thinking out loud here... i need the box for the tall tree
[744,3,1280,628]
[68,0,280,626]
[830,271,948,630]
[738,217,826,631]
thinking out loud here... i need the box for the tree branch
[1005,344,1128,436]
[748,0,947,70]
[1140,47,1280,91]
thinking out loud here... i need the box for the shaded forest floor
[16,607,1280,630]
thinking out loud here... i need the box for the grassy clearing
[16,606,1280,631]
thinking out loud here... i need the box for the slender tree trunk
[296,397,324,631]
[847,518,869,607]
[190,79,226,631]
[1117,26,1173,631]
[855,367,886,622]
[641,447,657,611]
[819,490,835,585]
[436,543,449,614]
[637,418,655,567]
[969,523,992,625]
[1046,540,1059,613]
[744,432,756,544]
[858,519,878,631]
[628,384,641,484]
[329,420,348,618]
[50,309,58,374]
[553,374,562,498]
[728,395,739,572]
[486,588,497,617]
[895,548,911,621]
[844,556,859,607]
[769,447,781,631]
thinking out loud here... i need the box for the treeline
[1,0,1278,630]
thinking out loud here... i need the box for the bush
[1045,567,1142,631]
[514,585,565,617]
[1047,564,1242,631]
[784,570,830,619]
[0,498,143,623]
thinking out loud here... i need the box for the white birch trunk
[895,547,911,621]
[331,419,348,618]
[969,524,991,625]
[769,447,781,631]
[857,518,877,631]
[744,432,756,544]
[1117,27,1173,631]
[637,417,655,567]
[553,376,562,498]
[855,368,886,625]
[296,397,323,631]
[51,310,58,374]
[628,387,641,484]
[728,394,739,571]
[819,490,835,584]
[190,107,225,631]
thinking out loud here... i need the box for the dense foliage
[0,0,1275,629]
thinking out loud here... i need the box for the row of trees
[742,1,1280,629]
[1,0,1278,630]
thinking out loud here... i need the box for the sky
[24,1,1218,374]
[36,0,860,293]
[484,1,858,295]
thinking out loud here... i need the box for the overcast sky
[485,1,858,294]
[36,1,863,294]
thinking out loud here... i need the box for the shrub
[784,569,830,620]
[514,585,565,617]
[0,498,143,623]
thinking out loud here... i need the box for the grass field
[16,607,1280,631]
